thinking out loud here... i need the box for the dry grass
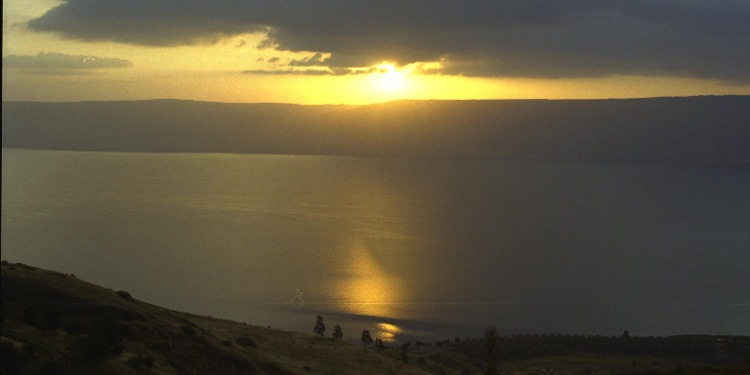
[1,261,432,374]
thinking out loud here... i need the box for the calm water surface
[2,149,749,342]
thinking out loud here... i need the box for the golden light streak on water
[375,322,401,342]
[331,240,405,317]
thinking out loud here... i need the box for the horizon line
[3,94,747,106]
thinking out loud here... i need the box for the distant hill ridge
[3,97,749,166]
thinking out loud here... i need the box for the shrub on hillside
[23,307,36,326]
[70,316,128,361]
[38,307,63,331]
[115,290,132,300]
[236,336,257,348]
[181,324,197,336]
[1,341,19,371]
[126,355,154,369]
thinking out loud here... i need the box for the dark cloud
[243,68,334,76]
[27,1,750,83]
[289,52,328,67]
[243,67,370,76]
[3,52,133,72]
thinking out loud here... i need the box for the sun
[372,62,408,92]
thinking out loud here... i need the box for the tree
[375,338,385,352]
[361,330,373,347]
[332,325,343,340]
[313,315,325,336]
[484,327,501,375]
[401,342,410,363]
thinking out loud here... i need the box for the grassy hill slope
[0,261,432,375]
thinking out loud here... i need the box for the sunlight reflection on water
[316,164,426,319]
[375,322,401,342]
[328,240,405,317]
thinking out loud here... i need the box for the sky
[3,0,750,104]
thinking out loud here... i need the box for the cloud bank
[27,1,750,83]
[3,52,133,72]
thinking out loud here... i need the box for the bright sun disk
[373,63,407,92]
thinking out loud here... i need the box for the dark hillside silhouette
[1,261,434,375]
[3,97,749,166]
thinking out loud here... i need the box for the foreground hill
[3,262,749,374]
[0,261,432,375]
[3,97,749,166]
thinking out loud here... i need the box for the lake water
[2,149,749,342]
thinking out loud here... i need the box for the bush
[115,291,132,300]
[37,360,64,375]
[236,336,257,348]
[23,307,37,326]
[126,355,154,369]
[64,320,85,336]
[70,316,128,361]
[1,341,19,371]
[181,324,197,336]
[221,340,233,347]
[39,307,63,331]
